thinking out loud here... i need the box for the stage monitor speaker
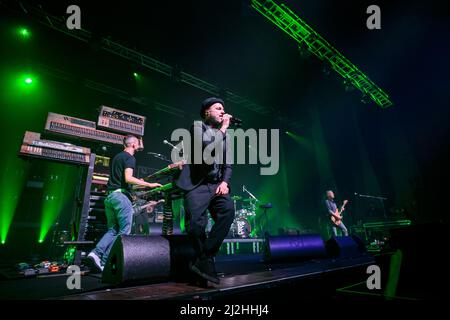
[101,235,196,284]
[264,234,327,262]
[325,236,366,258]
[147,223,182,235]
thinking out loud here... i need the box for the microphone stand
[243,185,269,237]
[355,193,388,220]
[148,153,171,163]
[243,185,259,202]
[163,140,184,162]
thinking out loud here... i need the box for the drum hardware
[236,208,256,218]
[224,185,263,238]
[229,218,252,239]
[242,185,259,203]
[259,203,273,236]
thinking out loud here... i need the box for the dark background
[1,0,449,261]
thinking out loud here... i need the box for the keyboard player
[87,134,161,272]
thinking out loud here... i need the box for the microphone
[163,140,180,151]
[230,117,243,126]
[147,152,163,157]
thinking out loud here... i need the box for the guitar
[330,200,348,226]
[132,199,165,216]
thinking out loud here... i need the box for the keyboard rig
[45,112,144,150]
[97,105,146,137]
[19,106,148,265]
[19,131,91,166]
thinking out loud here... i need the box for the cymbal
[231,196,242,201]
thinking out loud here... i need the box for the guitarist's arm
[330,209,341,220]
[325,200,341,220]
[336,200,348,219]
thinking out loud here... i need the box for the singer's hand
[146,182,163,189]
[215,181,229,195]
[220,114,232,132]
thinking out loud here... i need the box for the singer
[175,97,235,285]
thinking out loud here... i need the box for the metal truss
[251,0,393,108]
[4,1,304,128]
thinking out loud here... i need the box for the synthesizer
[19,131,91,165]
[133,182,175,199]
[97,105,146,136]
[45,112,144,149]
[144,160,185,181]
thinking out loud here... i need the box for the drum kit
[227,185,260,239]
[205,185,272,239]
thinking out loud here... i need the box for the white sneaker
[87,252,104,272]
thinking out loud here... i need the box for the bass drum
[229,218,252,238]
[235,208,256,218]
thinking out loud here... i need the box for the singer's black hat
[200,97,224,118]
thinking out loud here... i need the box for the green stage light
[38,239,44,243]
[39,164,77,243]
[1,156,28,246]
[18,27,30,38]
[19,74,36,87]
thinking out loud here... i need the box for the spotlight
[19,28,30,38]
[25,77,33,84]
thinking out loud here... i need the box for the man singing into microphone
[176,97,235,285]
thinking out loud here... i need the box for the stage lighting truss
[3,1,304,130]
[251,0,393,108]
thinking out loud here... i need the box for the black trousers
[184,183,235,258]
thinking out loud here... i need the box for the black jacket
[175,121,232,192]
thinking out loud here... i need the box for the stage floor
[0,253,376,300]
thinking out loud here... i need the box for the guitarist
[324,190,349,237]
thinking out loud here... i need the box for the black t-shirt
[106,151,136,191]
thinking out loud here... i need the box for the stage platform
[0,253,376,300]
